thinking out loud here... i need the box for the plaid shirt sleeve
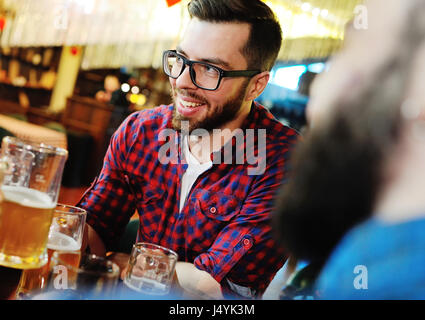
[193,147,290,297]
[77,114,139,250]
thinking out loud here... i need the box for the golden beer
[17,232,81,295]
[49,249,82,290]
[0,186,55,269]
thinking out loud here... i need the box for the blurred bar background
[0,0,364,192]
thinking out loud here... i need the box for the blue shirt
[315,216,425,299]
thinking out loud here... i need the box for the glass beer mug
[17,204,87,296]
[0,136,68,270]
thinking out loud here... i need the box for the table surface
[0,114,67,150]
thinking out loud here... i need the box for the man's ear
[245,71,270,101]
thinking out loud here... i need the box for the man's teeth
[181,100,203,108]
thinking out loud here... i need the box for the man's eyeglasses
[162,50,261,91]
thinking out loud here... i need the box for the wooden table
[0,114,67,150]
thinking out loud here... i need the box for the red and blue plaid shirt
[78,102,299,297]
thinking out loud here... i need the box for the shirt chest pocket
[194,190,242,222]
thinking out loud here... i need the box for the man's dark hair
[188,0,282,71]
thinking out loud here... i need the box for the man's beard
[171,80,249,133]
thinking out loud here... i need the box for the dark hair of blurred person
[273,0,425,299]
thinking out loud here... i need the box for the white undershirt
[179,135,213,212]
[179,135,255,298]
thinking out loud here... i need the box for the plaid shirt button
[243,238,251,248]
[209,206,217,214]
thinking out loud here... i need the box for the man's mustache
[172,88,208,105]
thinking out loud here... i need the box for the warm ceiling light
[121,83,130,93]
[131,86,140,94]
[312,8,321,17]
[321,9,329,18]
[301,3,312,12]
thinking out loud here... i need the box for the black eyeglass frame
[163,50,261,91]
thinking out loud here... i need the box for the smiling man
[169,20,258,134]
[79,0,299,299]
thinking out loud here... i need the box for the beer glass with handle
[0,136,68,270]
[17,204,86,296]
[123,243,178,296]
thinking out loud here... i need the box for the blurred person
[273,0,425,299]
[105,74,131,112]
[79,0,299,299]
[97,74,132,173]
[95,75,121,103]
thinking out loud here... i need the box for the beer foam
[47,232,80,251]
[1,185,55,209]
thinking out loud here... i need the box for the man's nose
[175,65,197,90]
